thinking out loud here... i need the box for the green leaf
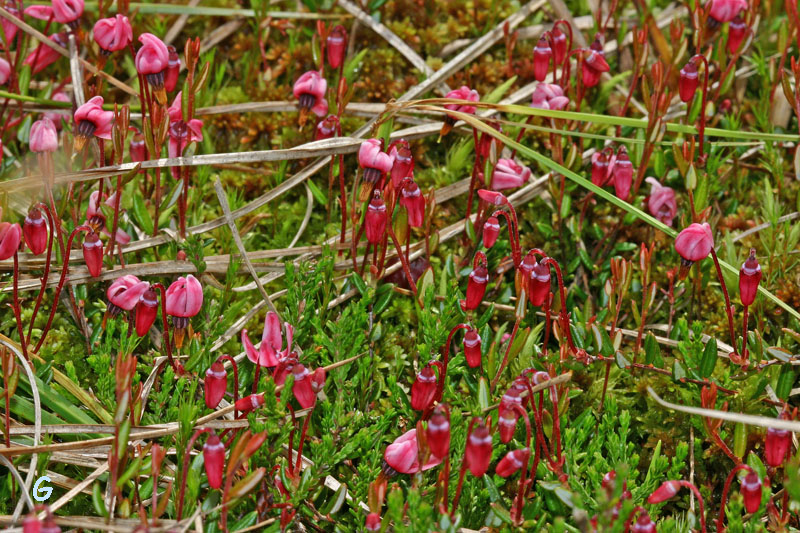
[776,364,795,400]
[306,179,327,204]
[699,338,718,378]
[484,76,517,104]
[672,360,686,381]
[131,193,154,236]
[478,377,489,410]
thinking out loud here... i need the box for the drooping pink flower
[365,191,387,245]
[491,158,531,191]
[82,231,103,277]
[242,311,293,368]
[728,16,748,53]
[645,177,677,226]
[552,26,567,64]
[23,33,66,74]
[533,36,552,81]
[74,96,114,150]
[293,70,328,117]
[234,393,265,413]
[135,33,169,104]
[530,83,569,111]
[632,512,656,533]
[358,138,394,185]
[23,208,48,255]
[165,274,203,318]
[93,14,132,53]
[463,260,488,310]
[612,146,633,201]
[528,260,551,307]
[465,423,492,477]
[292,364,316,408]
[106,274,149,313]
[496,448,529,477]
[1,4,20,44]
[498,387,523,419]
[591,149,615,186]
[86,191,131,245]
[0,222,21,260]
[442,85,479,135]
[498,410,518,443]
[383,429,444,474]
[679,61,699,103]
[426,405,450,458]
[52,0,83,25]
[30,118,59,153]
[675,223,714,264]
[739,248,761,306]
[709,0,748,23]
[399,179,425,227]
[44,91,70,128]
[203,432,225,489]
[0,57,10,85]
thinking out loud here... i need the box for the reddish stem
[509,404,532,525]
[691,54,710,160]
[450,417,481,518]
[151,283,177,371]
[26,203,56,344]
[219,354,239,417]
[542,257,577,353]
[176,428,211,520]
[716,464,755,532]
[710,249,739,360]
[436,324,471,402]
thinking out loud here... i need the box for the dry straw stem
[648,386,800,431]
[0,6,137,96]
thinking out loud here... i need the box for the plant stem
[26,203,56,344]
[679,480,707,533]
[176,428,210,520]
[716,464,754,532]
[450,417,480,518]
[509,404,532,525]
[151,283,177,371]
[710,249,739,360]
[542,257,577,354]
[436,324,470,402]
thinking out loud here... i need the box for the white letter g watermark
[33,476,52,502]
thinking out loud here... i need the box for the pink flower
[709,0,748,23]
[383,429,444,474]
[765,426,791,467]
[739,248,761,306]
[23,208,48,255]
[612,146,633,201]
[29,118,59,153]
[491,158,531,191]
[0,57,10,85]
[293,70,328,117]
[740,472,762,514]
[591,149,615,186]
[399,179,425,227]
[326,25,347,69]
[86,191,131,245]
[675,223,714,263]
[1,4,19,44]
[645,177,677,226]
[74,96,114,149]
[24,33,66,74]
[167,92,203,178]
[0,222,21,260]
[444,86,479,117]
[727,16,748,54]
[107,275,150,312]
[23,5,53,20]
[315,115,339,140]
[165,46,180,92]
[388,139,414,187]
[533,36,552,81]
[530,83,569,111]
[359,138,394,185]
[52,0,83,25]
[242,311,293,368]
[496,448,529,477]
[582,49,609,88]
[365,191,387,244]
[44,91,70,128]
[410,366,437,411]
[135,33,169,75]
[93,14,132,53]
[165,274,203,318]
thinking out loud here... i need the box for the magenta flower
[533,36,552,81]
[107,275,150,313]
[496,448,529,477]
[582,49,609,88]
[709,0,748,23]
[358,138,394,185]
[24,33,66,74]
[315,115,339,141]
[0,58,10,85]
[465,423,492,476]
[740,472,762,514]
[739,248,761,306]
[293,70,328,117]
[167,92,204,177]
[165,46,180,93]
[645,177,677,226]
[93,14,132,53]
[591,149,615,186]
[365,191,387,244]
[388,139,414,187]
[491,158,531,191]
[0,222,21,261]
[727,16,748,53]
[135,33,170,104]
[242,311,293,368]
[675,223,714,263]
[86,191,131,245]
[679,61,699,103]
[612,146,633,201]
[647,480,680,503]
[383,429,444,474]
[530,83,569,111]
[30,118,59,153]
[765,426,791,467]
[165,274,203,318]
[23,208,48,255]
[399,179,425,227]
[203,433,225,489]
[44,91,70,128]
[1,4,19,44]
[74,96,114,150]
[444,86,479,118]
[326,25,347,69]
[426,405,450,458]
[26,0,83,26]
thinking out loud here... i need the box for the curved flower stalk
[648,480,706,532]
[716,463,762,531]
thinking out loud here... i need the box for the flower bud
[399,179,425,228]
[204,361,227,409]
[727,16,747,54]
[739,248,761,306]
[326,25,347,69]
[203,433,225,489]
[647,480,680,503]
[675,223,714,279]
[463,327,482,368]
[234,393,265,413]
[410,366,437,411]
[528,260,551,307]
[463,262,488,311]
[498,387,523,419]
[23,208,48,255]
[465,423,492,477]
[311,367,326,395]
[0,222,21,261]
[315,114,338,141]
[483,216,500,249]
[632,511,656,533]
[582,49,609,88]
[591,149,613,186]
[365,191,387,245]
[164,45,180,92]
[612,146,633,201]
[765,426,791,467]
[679,61,699,103]
[498,409,519,443]
[135,288,159,336]
[365,513,381,531]
[82,231,103,277]
[426,406,450,458]
[533,36,552,81]
[551,26,567,64]
[388,139,414,187]
[292,364,316,408]
[496,447,529,477]
[740,471,762,513]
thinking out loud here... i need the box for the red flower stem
[150,283,177,371]
[547,384,562,464]
[2,353,9,447]
[741,305,750,362]
[464,127,481,223]
[26,203,56,343]
[294,411,312,476]
[491,210,520,267]
[542,257,577,353]
[542,293,552,357]
[499,200,521,265]
[386,223,418,301]
[509,403,532,525]
[108,174,123,257]
[34,226,91,354]
[252,363,261,396]
[218,354,239,417]
[710,249,739,358]
[692,54,710,160]
[491,316,521,391]
[436,324,471,402]
[520,379,555,471]
[176,428,211,520]
[679,480,707,533]
[11,252,27,360]
[716,464,754,532]
[450,417,480,518]
[622,505,647,532]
